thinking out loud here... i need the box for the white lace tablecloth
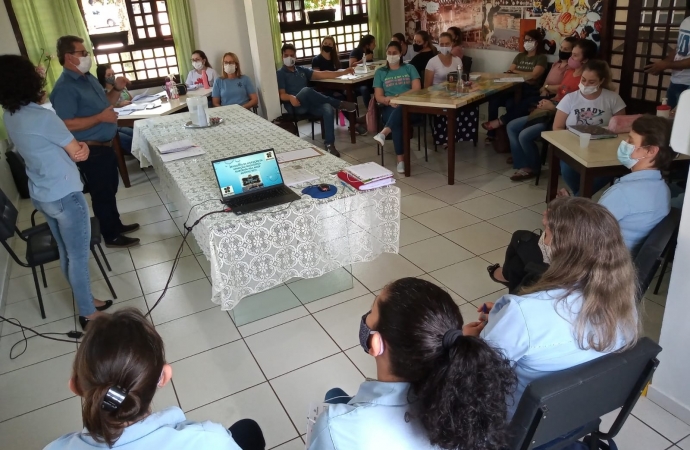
[132,105,400,309]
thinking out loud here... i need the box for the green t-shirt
[512,53,548,73]
[373,64,420,97]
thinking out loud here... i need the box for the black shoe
[339,101,357,112]
[79,316,90,330]
[325,144,341,158]
[95,300,113,311]
[104,235,140,248]
[120,223,140,234]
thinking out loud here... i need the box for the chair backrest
[634,207,681,299]
[508,338,662,450]
[461,55,472,74]
[0,187,19,242]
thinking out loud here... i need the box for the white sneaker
[397,161,405,174]
[373,132,386,147]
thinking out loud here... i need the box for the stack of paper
[338,162,395,191]
[158,139,197,154]
[281,167,319,186]
[276,148,323,163]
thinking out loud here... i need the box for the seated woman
[45,309,266,450]
[349,34,376,107]
[372,41,421,174]
[212,52,258,110]
[484,29,547,142]
[471,197,640,419]
[186,50,218,87]
[391,33,411,61]
[555,60,626,195]
[308,278,516,450]
[96,63,134,154]
[506,38,597,181]
[425,32,478,146]
[409,31,438,87]
[447,26,464,59]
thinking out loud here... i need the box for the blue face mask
[617,141,641,169]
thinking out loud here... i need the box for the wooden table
[115,88,212,186]
[310,62,384,144]
[392,73,525,184]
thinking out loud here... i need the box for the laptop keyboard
[226,186,295,207]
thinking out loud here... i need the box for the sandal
[510,169,536,181]
[487,264,509,287]
[481,119,502,131]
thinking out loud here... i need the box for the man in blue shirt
[277,43,357,157]
[50,35,140,248]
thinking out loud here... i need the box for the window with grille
[277,0,369,63]
[80,0,177,89]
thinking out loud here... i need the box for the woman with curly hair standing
[0,54,112,329]
[308,277,516,450]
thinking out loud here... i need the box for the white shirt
[556,89,626,127]
[671,16,690,85]
[185,67,218,87]
[425,54,463,85]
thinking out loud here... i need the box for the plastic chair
[280,104,324,140]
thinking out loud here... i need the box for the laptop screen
[212,150,283,199]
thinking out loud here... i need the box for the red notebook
[337,171,394,191]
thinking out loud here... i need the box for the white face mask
[524,41,536,52]
[283,56,295,67]
[438,46,451,55]
[387,54,401,65]
[224,64,236,74]
[76,56,92,74]
[579,82,600,96]
[192,61,204,70]
[538,232,552,264]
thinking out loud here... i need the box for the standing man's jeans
[507,117,546,172]
[560,161,612,196]
[32,192,96,317]
[285,87,340,145]
[324,387,353,404]
[77,144,123,241]
[667,81,690,108]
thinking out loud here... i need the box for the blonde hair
[583,59,613,91]
[521,197,639,352]
[221,52,242,78]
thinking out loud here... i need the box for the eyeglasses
[69,50,90,57]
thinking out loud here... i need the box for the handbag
[271,115,299,136]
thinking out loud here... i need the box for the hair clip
[101,385,128,412]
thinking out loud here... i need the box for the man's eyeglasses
[69,50,90,57]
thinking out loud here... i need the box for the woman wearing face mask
[425,32,478,147]
[96,64,134,155]
[484,29,547,142]
[372,41,422,174]
[554,60,626,195]
[308,278,516,450]
[211,52,258,109]
[348,34,376,109]
[477,197,640,420]
[446,26,464,58]
[44,309,266,450]
[185,50,218,87]
[409,31,438,88]
[560,115,673,253]
[505,38,597,181]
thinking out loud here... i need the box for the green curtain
[0,0,93,140]
[167,0,196,79]
[368,0,392,60]
[267,0,283,69]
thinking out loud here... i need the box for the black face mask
[413,43,423,52]
[559,51,572,61]
[322,45,333,53]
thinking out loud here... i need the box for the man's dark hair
[281,43,296,55]
[57,35,85,65]
[632,115,676,170]
[0,55,45,113]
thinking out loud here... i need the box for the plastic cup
[579,133,591,148]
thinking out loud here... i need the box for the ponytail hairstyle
[415,30,438,55]
[574,38,599,62]
[447,26,463,46]
[72,309,166,447]
[582,59,613,91]
[377,278,516,450]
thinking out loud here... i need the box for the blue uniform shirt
[3,103,83,202]
[276,65,313,96]
[598,169,671,254]
[211,75,256,106]
[44,406,242,450]
[50,68,117,142]
[309,381,438,450]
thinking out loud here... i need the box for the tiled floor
[0,123,682,449]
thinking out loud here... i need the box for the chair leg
[31,267,46,319]
[417,126,421,152]
[654,242,675,294]
[423,121,428,162]
[311,121,315,140]
[92,248,117,299]
[97,243,112,271]
[292,122,299,137]
[40,264,48,288]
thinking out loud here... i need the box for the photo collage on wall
[404,0,603,53]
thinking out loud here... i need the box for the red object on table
[201,70,210,89]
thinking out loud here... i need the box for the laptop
[211,149,301,215]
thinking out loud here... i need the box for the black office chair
[508,337,661,450]
[280,104,324,140]
[0,188,116,319]
[631,207,681,298]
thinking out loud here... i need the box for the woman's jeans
[325,387,352,404]
[381,105,405,155]
[118,127,133,154]
[32,192,96,317]
[559,161,612,196]
[507,116,546,172]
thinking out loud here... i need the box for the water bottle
[170,83,179,100]
[456,63,463,92]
